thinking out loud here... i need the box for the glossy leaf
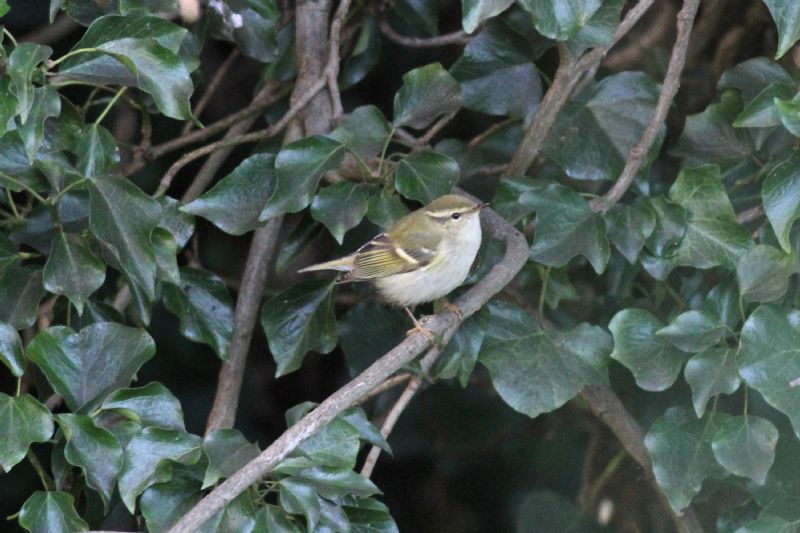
[775,96,800,136]
[479,301,609,419]
[158,196,195,249]
[201,429,260,489]
[736,244,793,303]
[564,0,623,56]
[393,63,463,129]
[395,150,460,204]
[529,182,610,274]
[301,466,381,499]
[27,323,156,411]
[345,498,399,533]
[366,191,410,230]
[684,348,741,417]
[260,136,346,221]
[163,268,235,359]
[7,43,52,125]
[656,310,726,353]
[151,227,180,285]
[0,393,53,471]
[435,307,488,386]
[18,491,88,533]
[609,308,686,391]
[712,415,778,485]
[763,152,800,252]
[99,382,185,431]
[517,0,603,40]
[461,0,514,34]
[43,232,106,314]
[330,105,392,159]
[206,0,279,63]
[140,475,202,533]
[87,175,161,299]
[605,201,656,264]
[18,86,61,163]
[261,280,337,376]
[55,413,122,507]
[117,426,202,512]
[645,407,728,512]
[739,305,800,438]
[491,176,546,224]
[76,123,119,177]
[733,83,794,128]
[763,0,800,58]
[0,323,24,377]
[0,265,46,330]
[279,478,321,531]
[183,153,276,236]
[310,182,369,244]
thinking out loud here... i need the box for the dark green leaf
[99,382,185,431]
[395,150,460,204]
[206,0,279,63]
[733,83,794,128]
[260,136,346,221]
[718,58,793,101]
[517,0,602,40]
[202,429,260,489]
[0,234,19,275]
[564,0,624,56]
[763,152,800,252]
[18,491,88,533]
[366,191,410,230]
[261,280,337,377]
[330,106,392,159]
[640,196,686,279]
[479,301,609,418]
[87,175,161,299]
[55,413,122,507]
[76,123,119,177]
[10,192,89,254]
[17,86,61,163]
[163,268,235,359]
[151,227,180,285]
[645,407,728,512]
[27,323,156,411]
[300,466,381,499]
[712,415,778,485]
[684,348,741,417]
[763,0,800,58]
[279,478,320,531]
[7,43,52,124]
[43,232,105,314]
[254,505,303,532]
[340,407,391,453]
[656,310,726,353]
[183,153,276,236]
[0,78,17,136]
[0,1,9,19]
[0,393,53,471]
[0,265,46,330]
[737,244,793,303]
[609,308,686,391]
[529,182,609,274]
[140,475,202,533]
[490,176,545,224]
[739,305,800,438]
[0,323,24,377]
[736,515,800,533]
[393,63,463,129]
[285,403,361,469]
[311,182,369,244]
[118,426,202,512]
[543,72,661,181]
[435,307,488,386]
[461,0,514,33]
[450,16,542,119]
[605,201,656,264]
[775,96,800,136]
[340,16,381,89]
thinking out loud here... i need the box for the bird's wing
[345,232,439,281]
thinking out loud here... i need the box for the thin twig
[378,18,470,48]
[182,49,240,135]
[166,197,530,533]
[19,14,79,44]
[357,373,414,405]
[592,0,701,212]
[418,112,456,147]
[735,204,764,224]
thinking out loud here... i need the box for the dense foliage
[3,0,800,531]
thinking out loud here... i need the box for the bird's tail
[297,256,355,273]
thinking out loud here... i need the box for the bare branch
[378,18,470,48]
[735,204,764,224]
[592,0,701,212]
[181,50,240,135]
[167,198,530,533]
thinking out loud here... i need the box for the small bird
[299,194,488,334]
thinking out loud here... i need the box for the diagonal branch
[377,18,470,48]
[167,198,530,533]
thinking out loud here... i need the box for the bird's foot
[404,307,438,345]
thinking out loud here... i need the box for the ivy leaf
[733,83,794,128]
[151,227,180,285]
[669,165,753,269]
[18,86,61,163]
[684,348,741,417]
[57,14,195,120]
[656,310,726,353]
[645,407,728,512]
[435,307,488,386]
[737,245,794,303]
[763,152,800,252]
[609,308,687,391]
[517,0,603,40]
[261,280,337,377]
[461,0,514,34]
[99,382,185,431]
[366,191,410,230]
[299,466,381,499]
[564,0,624,56]
[259,136,346,221]
[395,150,460,204]
[118,426,202,513]
[310,182,369,244]
[55,413,122,508]
[183,153,276,236]
[76,123,119,177]
[344,498,399,533]
[739,305,800,438]
[87,175,161,300]
[18,491,89,533]
[206,0,279,63]
[478,301,609,419]
[43,232,106,314]
[491,176,546,224]
[163,268,235,360]
[27,323,156,412]
[604,201,656,264]
[0,78,17,137]
[0,265,46,330]
[285,403,362,469]
[529,182,610,274]
[712,415,778,485]
[140,476,202,533]
[0,323,24,377]
[340,407,391,453]
[329,105,392,159]
[202,429,260,489]
[543,72,661,181]
[393,63,463,129]
[0,393,53,471]
[7,43,52,124]
[763,0,800,58]
[279,478,321,531]
[775,96,800,136]
[450,15,542,119]
[157,196,195,249]
[340,16,381,89]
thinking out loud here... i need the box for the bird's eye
[451,212,461,220]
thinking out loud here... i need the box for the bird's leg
[403,306,437,345]
[434,298,463,322]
